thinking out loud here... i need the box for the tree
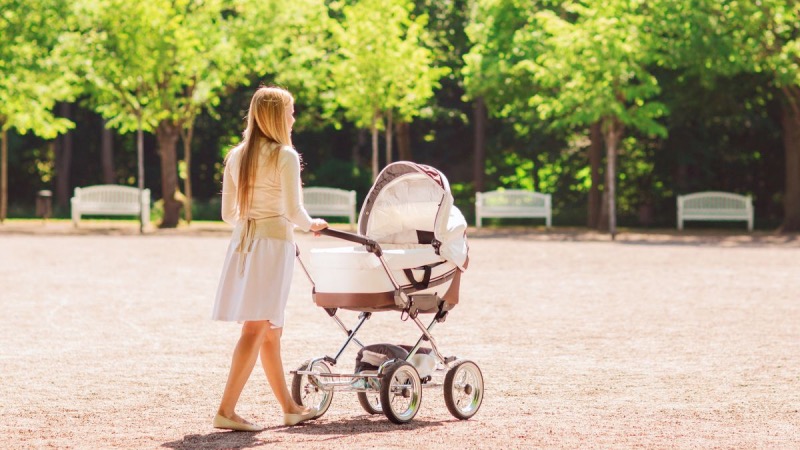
[463,0,535,193]
[71,0,261,228]
[330,0,448,180]
[68,0,166,230]
[252,0,337,131]
[664,0,800,231]
[0,0,77,221]
[514,1,668,237]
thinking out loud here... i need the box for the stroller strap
[403,265,435,290]
[235,216,293,275]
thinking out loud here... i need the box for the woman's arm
[220,162,238,225]
[280,148,315,231]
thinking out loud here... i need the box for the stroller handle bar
[319,228,380,252]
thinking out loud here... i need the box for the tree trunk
[602,118,624,239]
[598,191,609,231]
[588,122,603,228]
[385,109,393,167]
[780,88,800,232]
[371,111,380,181]
[101,120,115,184]
[136,116,145,234]
[1,128,7,222]
[352,129,366,168]
[156,121,182,228]
[473,97,487,194]
[55,102,73,208]
[180,123,194,224]
[396,120,412,161]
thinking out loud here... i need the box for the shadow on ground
[162,431,278,450]
[274,415,448,436]
[162,417,447,449]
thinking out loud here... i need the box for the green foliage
[329,0,449,128]
[0,0,78,136]
[463,0,537,109]
[0,0,796,229]
[243,0,336,130]
[449,181,476,223]
[521,1,668,137]
[303,158,373,201]
[68,0,253,133]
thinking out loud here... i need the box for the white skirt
[212,236,295,326]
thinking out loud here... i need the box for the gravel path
[1,224,799,449]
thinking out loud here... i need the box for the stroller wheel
[291,360,334,419]
[379,361,422,424]
[443,360,483,420]
[357,390,382,415]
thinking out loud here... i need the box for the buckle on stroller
[400,294,440,321]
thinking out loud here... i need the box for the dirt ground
[1,222,799,449]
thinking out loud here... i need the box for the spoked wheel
[355,371,382,414]
[357,391,382,415]
[379,361,422,424]
[444,360,483,420]
[291,360,333,419]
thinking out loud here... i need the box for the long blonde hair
[229,86,294,219]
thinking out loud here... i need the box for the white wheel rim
[451,363,482,416]
[388,366,420,421]
[366,393,381,411]
[301,362,332,412]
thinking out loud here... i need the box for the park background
[3,2,800,448]
[1,0,799,232]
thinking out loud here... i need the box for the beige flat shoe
[283,407,318,426]
[213,413,264,432]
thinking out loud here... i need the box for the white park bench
[677,191,753,231]
[71,185,151,227]
[303,187,357,229]
[475,189,552,228]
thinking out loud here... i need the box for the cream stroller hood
[358,162,468,271]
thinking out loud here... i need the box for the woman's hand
[310,218,328,236]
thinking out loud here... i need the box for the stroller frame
[291,228,484,424]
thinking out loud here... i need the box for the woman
[212,86,328,431]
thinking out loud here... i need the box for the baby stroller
[291,162,484,424]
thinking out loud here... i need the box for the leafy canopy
[519,0,668,136]
[68,0,256,133]
[329,0,448,128]
[0,0,78,137]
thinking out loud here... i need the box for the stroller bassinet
[292,162,481,425]
[309,162,469,313]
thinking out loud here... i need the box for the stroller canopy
[358,162,468,270]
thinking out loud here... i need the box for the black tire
[379,361,422,424]
[357,391,382,415]
[291,360,333,419]
[443,360,483,420]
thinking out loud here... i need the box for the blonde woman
[212,86,328,431]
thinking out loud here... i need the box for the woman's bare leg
[217,321,270,420]
[259,326,308,414]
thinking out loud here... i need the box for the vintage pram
[291,161,484,424]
